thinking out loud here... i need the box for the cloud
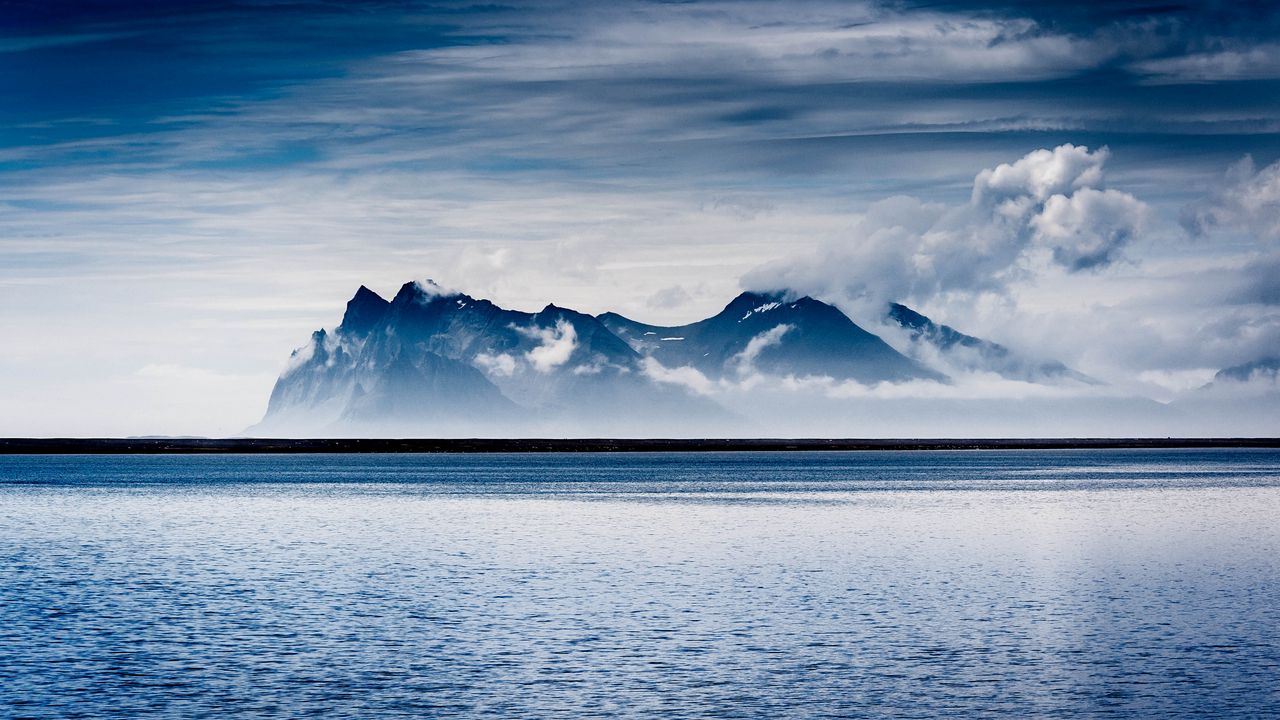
[135,363,253,383]
[745,144,1149,309]
[735,324,793,374]
[522,319,577,373]
[640,357,716,396]
[1232,253,1280,305]
[416,4,1116,86]
[14,0,1278,192]
[474,352,517,377]
[1032,188,1148,270]
[1212,359,1280,385]
[1132,44,1280,83]
[1181,156,1280,242]
[792,372,1097,401]
[647,285,693,310]
[411,278,459,298]
[283,333,321,375]
[1136,368,1219,394]
[972,144,1108,205]
[643,359,1111,403]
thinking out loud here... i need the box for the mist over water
[2,450,1279,718]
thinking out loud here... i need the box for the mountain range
[599,292,942,384]
[252,280,1105,436]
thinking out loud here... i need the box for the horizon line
[2,437,1279,455]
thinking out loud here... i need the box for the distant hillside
[886,303,1096,384]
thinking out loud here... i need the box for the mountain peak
[596,288,941,383]
[415,278,452,295]
[887,302,929,330]
[353,284,382,301]
[339,285,390,336]
[391,278,466,306]
[729,289,789,307]
[260,278,720,435]
[722,290,797,320]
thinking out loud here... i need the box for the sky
[3,0,1280,436]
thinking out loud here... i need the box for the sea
[1,449,1278,718]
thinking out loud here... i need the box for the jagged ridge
[255,282,1097,436]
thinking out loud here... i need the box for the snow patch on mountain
[740,302,781,321]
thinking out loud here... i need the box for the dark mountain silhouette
[253,282,1119,436]
[255,280,727,435]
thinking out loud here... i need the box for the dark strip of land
[1,438,1278,454]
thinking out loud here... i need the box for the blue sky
[3,0,1279,434]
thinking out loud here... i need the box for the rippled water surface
[2,449,1279,718]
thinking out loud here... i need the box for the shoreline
[2,437,1279,454]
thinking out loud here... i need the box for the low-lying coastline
[1,437,1278,454]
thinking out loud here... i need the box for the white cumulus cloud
[1032,188,1148,270]
[972,144,1108,206]
[745,144,1150,310]
[640,357,716,395]
[474,352,517,377]
[523,319,578,373]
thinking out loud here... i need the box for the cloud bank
[745,144,1149,311]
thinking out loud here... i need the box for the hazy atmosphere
[5,0,1280,436]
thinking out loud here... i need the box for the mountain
[1211,356,1280,384]
[598,291,942,383]
[257,282,1126,437]
[255,281,726,436]
[1172,355,1280,436]
[247,280,1280,437]
[885,303,1096,384]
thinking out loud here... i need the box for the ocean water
[1,450,1279,719]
